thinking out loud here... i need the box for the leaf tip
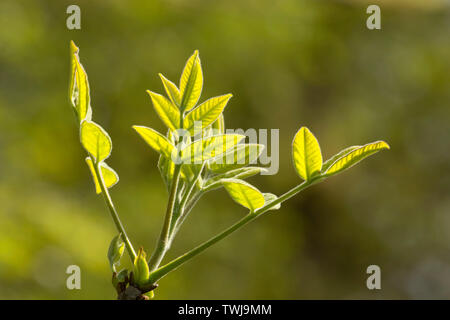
[70,40,79,53]
[380,141,390,150]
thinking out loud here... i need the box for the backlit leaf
[85,158,119,194]
[183,94,232,134]
[208,144,264,173]
[324,141,390,176]
[147,90,180,131]
[180,134,245,164]
[211,114,225,135]
[292,127,322,181]
[203,167,267,191]
[221,179,265,212]
[321,145,360,173]
[133,126,176,160]
[69,40,78,105]
[80,121,112,162]
[69,41,92,123]
[159,73,181,107]
[180,50,203,111]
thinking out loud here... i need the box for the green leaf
[69,40,78,105]
[203,134,244,157]
[147,90,180,131]
[324,141,390,176]
[203,167,267,191]
[80,121,112,162]
[208,144,264,173]
[107,234,125,272]
[183,94,232,134]
[133,126,176,160]
[180,50,203,111]
[159,73,181,107]
[180,134,245,164]
[292,127,322,181]
[221,179,265,212]
[263,193,281,211]
[85,158,119,194]
[69,42,92,123]
[133,248,150,286]
[321,145,360,173]
[211,114,225,135]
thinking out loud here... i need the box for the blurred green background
[0,0,449,299]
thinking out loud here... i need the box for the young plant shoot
[68,41,389,299]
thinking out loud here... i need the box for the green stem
[148,178,321,283]
[169,163,206,237]
[170,190,203,241]
[148,164,182,271]
[92,157,136,262]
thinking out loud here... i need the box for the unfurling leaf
[147,90,180,131]
[159,73,181,107]
[221,179,265,212]
[292,127,322,181]
[133,248,150,286]
[183,94,232,134]
[208,144,264,173]
[80,121,112,162]
[69,41,79,105]
[107,234,125,272]
[263,193,281,211]
[324,141,390,176]
[69,41,92,123]
[85,158,119,194]
[133,126,176,160]
[180,50,203,111]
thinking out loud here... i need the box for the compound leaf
[292,127,322,181]
[221,179,265,212]
[80,121,112,162]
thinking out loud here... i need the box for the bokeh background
[0,0,449,299]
